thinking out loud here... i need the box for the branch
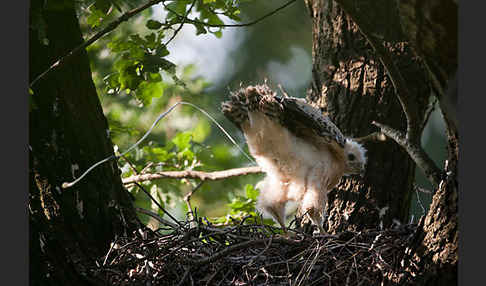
[133,181,182,227]
[334,0,444,187]
[353,132,387,143]
[122,166,264,185]
[335,0,422,142]
[30,0,167,88]
[135,207,179,228]
[162,0,298,28]
[30,0,298,88]
[372,121,442,186]
[164,0,197,46]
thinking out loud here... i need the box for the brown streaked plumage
[222,84,367,234]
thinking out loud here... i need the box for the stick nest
[92,219,417,286]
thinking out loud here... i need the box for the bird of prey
[222,84,367,234]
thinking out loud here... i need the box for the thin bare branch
[184,181,205,227]
[164,0,197,46]
[135,207,179,228]
[421,96,438,131]
[122,166,263,185]
[372,121,442,186]
[30,0,167,88]
[332,0,445,187]
[162,0,298,28]
[353,132,387,143]
[335,0,421,142]
[30,0,298,88]
[132,181,182,227]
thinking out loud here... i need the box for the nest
[91,218,417,286]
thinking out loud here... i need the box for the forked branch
[335,0,444,186]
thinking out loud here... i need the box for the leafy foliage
[76,0,307,227]
[208,184,275,226]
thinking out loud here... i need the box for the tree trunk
[29,1,140,285]
[305,0,430,233]
[306,0,458,284]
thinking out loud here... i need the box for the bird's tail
[221,88,249,129]
[222,84,283,128]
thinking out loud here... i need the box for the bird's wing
[276,96,347,148]
[222,84,346,148]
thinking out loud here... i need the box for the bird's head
[343,139,367,177]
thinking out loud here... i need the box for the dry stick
[133,181,182,227]
[184,181,205,226]
[335,0,443,186]
[123,166,263,184]
[189,237,301,266]
[176,267,191,286]
[135,207,179,228]
[103,235,118,266]
[244,235,274,268]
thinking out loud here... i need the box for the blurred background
[82,0,445,227]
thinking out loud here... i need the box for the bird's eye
[348,154,355,161]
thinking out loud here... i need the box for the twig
[164,0,196,46]
[184,181,205,226]
[421,97,438,131]
[334,0,444,187]
[162,0,298,28]
[371,121,442,186]
[122,166,263,185]
[30,0,298,88]
[244,235,274,267]
[353,132,387,143]
[188,237,301,265]
[414,187,426,216]
[119,154,139,174]
[135,207,179,228]
[103,235,118,266]
[176,267,191,286]
[133,181,182,227]
[30,0,167,88]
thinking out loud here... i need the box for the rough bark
[29,1,140,285]
[305,0,458,284]
[305,0,430,233]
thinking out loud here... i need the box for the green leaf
[146,19,163,30]
[136,81,164,105]
[103,72,120,89]
[166,1,189,20]
[119,65,143,91]
[145,33,156,46]
[129,46,145,61]
[147,72,162,82]
[213,30,222,38]
[129,34,146,46]
[87,8,105,28]
[172,132,193,151]
[108,39,133,52]
[156,45,170,57]
[245,184,259,201]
